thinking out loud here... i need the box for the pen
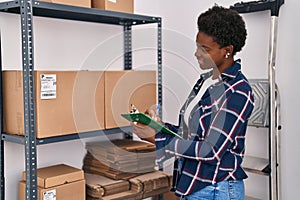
[156,104,161,116]
[130,104,139,113]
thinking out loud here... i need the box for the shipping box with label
[104,70,157,129]
[92,0,133,14]
[3,70,105,138]
[40,0,91,8]
[18,164,85,200]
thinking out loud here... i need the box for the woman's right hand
[132,108,162,144]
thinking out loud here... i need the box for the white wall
[0,0,299,199]
[135,0,300,199]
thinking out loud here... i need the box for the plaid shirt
[155,60,254,196]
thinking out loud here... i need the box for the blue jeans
[180,180,245,200]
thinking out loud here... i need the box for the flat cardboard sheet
[85,173,129,197]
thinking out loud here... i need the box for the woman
[133,5,254,200]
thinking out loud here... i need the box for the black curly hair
[197,5,247,55]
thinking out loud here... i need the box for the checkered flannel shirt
[155,60,254,196]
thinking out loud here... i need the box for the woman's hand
[132,108,162,144]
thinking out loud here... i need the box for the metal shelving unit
[0,1,162,199]
[230,0,284,200]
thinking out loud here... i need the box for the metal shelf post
[124,24,132,70]
[20,0,38,199]
[0,1,162,199]
[157,18,162,119]
[0,34,4,200]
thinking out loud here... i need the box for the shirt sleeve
[160,89,254,164]
[154,123,179,164]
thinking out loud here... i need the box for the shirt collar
[220,59,241,81]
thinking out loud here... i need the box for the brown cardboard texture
[18,179,85,200]
[19,164,85,200]
[40,0,91,8]
[85,173,130,198]
[3,70,105,138]
[104,70,157,129]
[92,0,133,14]
[22,164,84,188]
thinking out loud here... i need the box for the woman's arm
[162,89,254,164]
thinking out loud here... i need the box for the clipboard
[121,113,183,139]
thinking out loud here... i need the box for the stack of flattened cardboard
[83,139,156,180]
[84,139,173,199]
[83,152,138,180]
[129,170,172,199]
[85,173,132,199]
[85,171,173,200]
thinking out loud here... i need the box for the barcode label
[43,189,56,200]
[40,74,56,100]
[108,0,117,3]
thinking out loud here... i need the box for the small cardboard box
[19,164,85,200]
[3,70,105,138]
[40,0,91,8]
[104,70,157,129]
[92,0,134,14]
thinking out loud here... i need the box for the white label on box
[43,189,56,200]
[108,0,117,3]
[40,74,56,99]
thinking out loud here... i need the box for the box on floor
[18,164,85,200]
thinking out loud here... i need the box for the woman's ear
[223,45,234,58]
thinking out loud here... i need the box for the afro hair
[197,5,247,55]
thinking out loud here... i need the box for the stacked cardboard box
[85,171,173,199]
[40,0,91,8]
[39,0,134,13]
[18,164,85,200]
[83,139,156,179]
[3,70,156,138]
[3,70,105,138]
[104,70,157,129]
[83,139,173,199]
[92,0,134,14]
[85,173,130,199]
[129,170,172,199]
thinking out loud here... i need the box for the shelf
[242,155,270,176]
[0,0,160,25]
[1,126,132,145]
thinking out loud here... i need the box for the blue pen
[156,104,161,116]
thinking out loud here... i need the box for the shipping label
[40,74,56,99]
[43,189,56,200]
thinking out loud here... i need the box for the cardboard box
[40,0,91,8]
[85,173,130,198]
[92,0,134,14]
[18,180,85,200]
[3,70,105,138]
[19,164,85,200]
[104,70,157,129]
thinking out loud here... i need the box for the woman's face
[195,31,227,71]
